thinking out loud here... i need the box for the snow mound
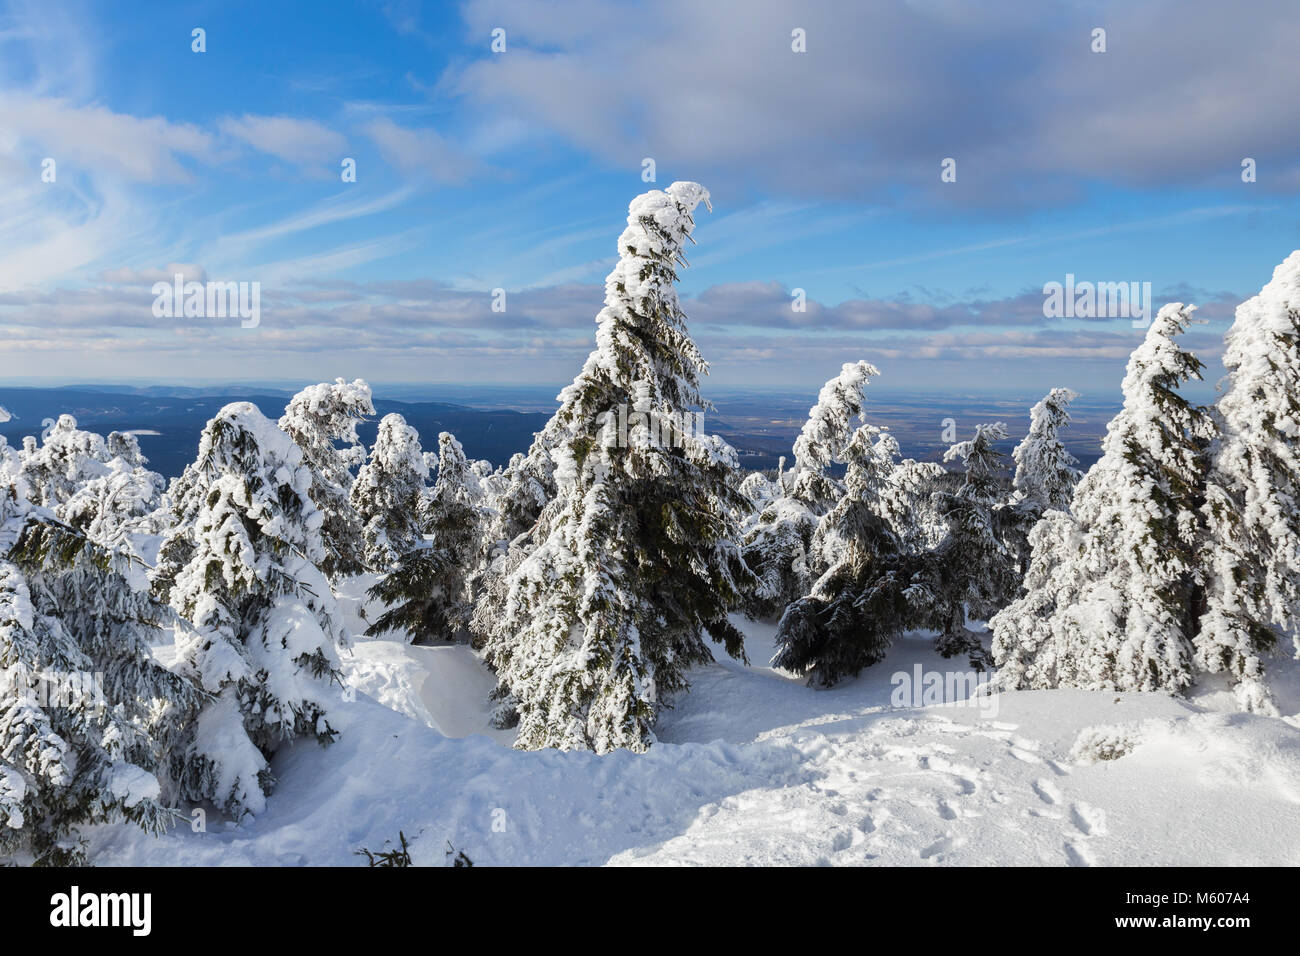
[83,616,1300,867]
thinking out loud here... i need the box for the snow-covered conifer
[350,413,428,571]
[1003,388,1082,577]
[0,486,199,864]
[992,305,1212,694]
[19,415,111,512]
[773,425,920,684]
[478,183,753,753]
[787,361,879,509]
[917,422,1015,667]
[367,432,481,645]
[279,379,374,579]
[151,403,347,817]
[1012,388,1081,513]
[62,460,166,556]
[738,470,779,514]
[107,431,147,468]
[740,362,880,618]
[1197,252,1300,712]
[19,417,164,555]
[739,495,817,619]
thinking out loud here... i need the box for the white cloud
[218,114,349,167]
[363,117,479,184]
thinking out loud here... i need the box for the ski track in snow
[86,605,1300,867]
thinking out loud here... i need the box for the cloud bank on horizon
[0,0,1296,395]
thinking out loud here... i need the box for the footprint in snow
[919,834,964,861]
[1064,840,1094,867]
[1070,802,1107,837]
[1032,778,1063,805]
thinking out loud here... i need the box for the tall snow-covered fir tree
[350,413,428,572]
[367,431,481,645]
[1197,251,1300,712]
[279,378,374,580]
[740,362,878,619]
[0,479,199,864]
[992,305,1213,694]
[151,403,348,817]
[772,425,936,685]
[477,182,753,753]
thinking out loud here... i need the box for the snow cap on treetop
[665,181,711,215]
[1233,249,1300,338]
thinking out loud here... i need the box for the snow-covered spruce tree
[61,456,167,556]
[740,362,879,618]
[0,406,16,490]
[485,427,564,547]
[463,417,570,653]
[1012,388,1082,513]
[0,438,18,487]
[20,417,165,555]
[19,414,111,512]
[739,495,818,619]
[350,413,428,572]
[0,487,200,864]
[992,304,1212,694]
[471,417,565,589]
[367,432,481,645]
[735,469,780,545]
[912,422,1015,668]
[478,182,753,753]
[1197,252,1300,712]
[738,469,780,513]
[772,425,928,684]
[107,431,146,468]
[279,378,374,579]
[1003,388,1082,579]
[881,453,948,554]
[788,361,879,509]
[150,403,347,818]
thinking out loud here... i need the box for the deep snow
[83,581,1300,867]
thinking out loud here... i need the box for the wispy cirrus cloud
[218,114,349,169]
[363,117,481,184]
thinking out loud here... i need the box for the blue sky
[1,0,1297,398]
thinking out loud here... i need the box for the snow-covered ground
[87,595,1300,867]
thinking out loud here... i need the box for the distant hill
[0,387,550,479]
[0,384,1117,479]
